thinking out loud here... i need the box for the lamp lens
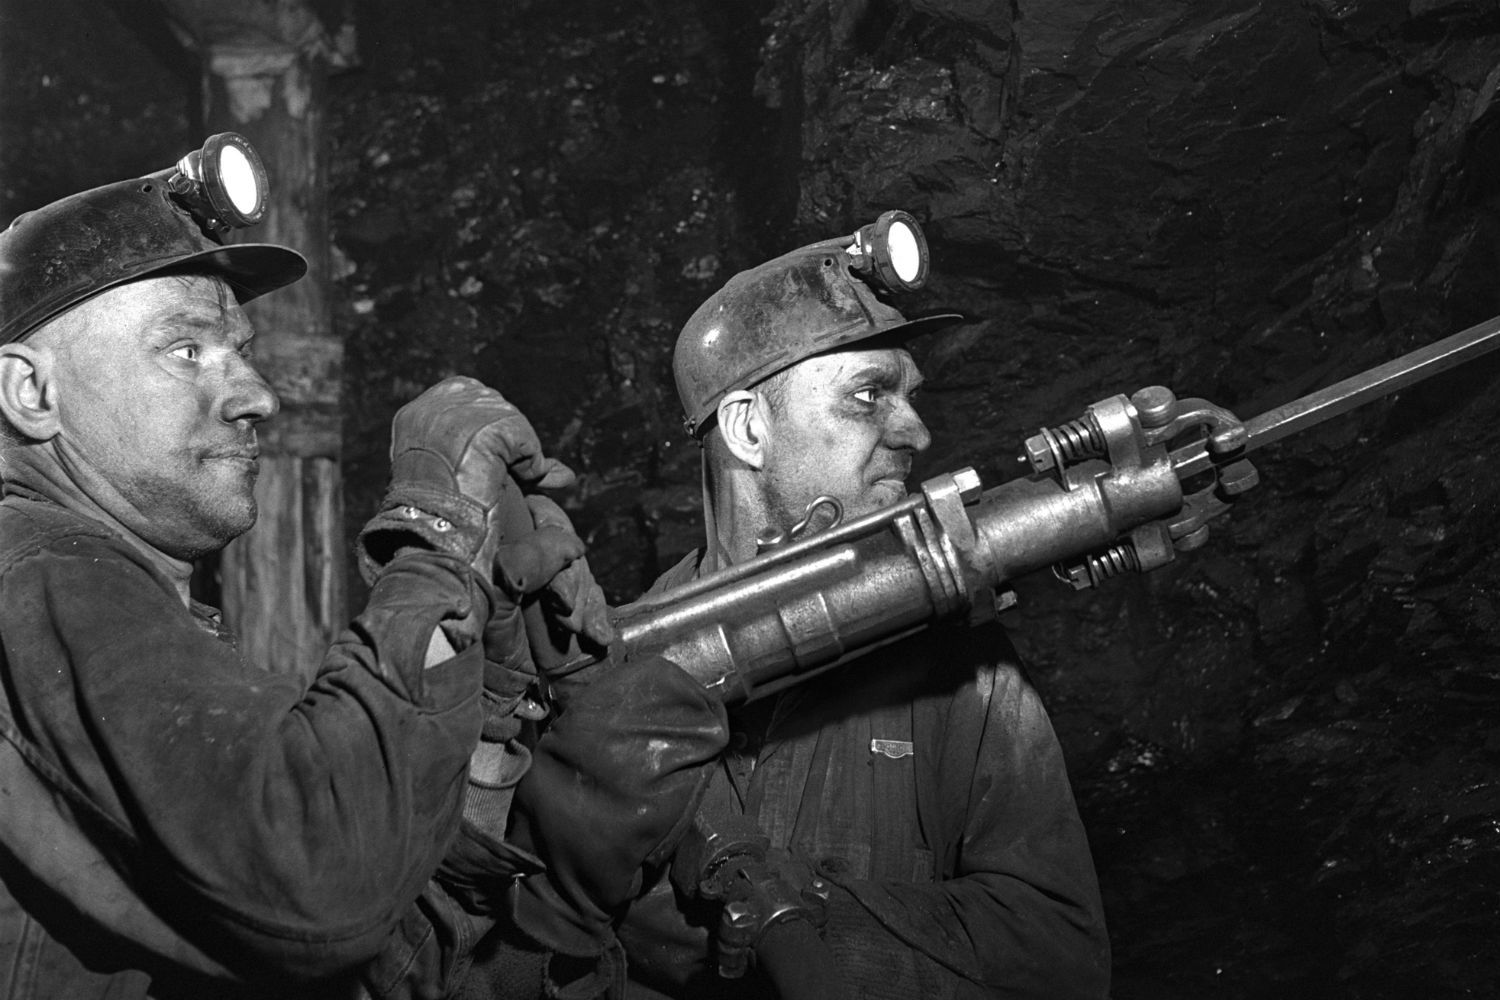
[886,222,922,284]
[218,144,262,215]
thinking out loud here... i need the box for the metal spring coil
[1044,414,1107,463]
[1085,542,1141,586]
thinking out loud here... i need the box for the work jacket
[618,551,1112,999]
[0,486,487,999]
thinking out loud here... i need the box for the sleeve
[814,632,1112,1000]
[4,533,489,982]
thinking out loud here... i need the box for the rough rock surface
[7,0,1500,995]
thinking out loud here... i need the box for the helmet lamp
[848,209,930,292]
[164,132,269,232]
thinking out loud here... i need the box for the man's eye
[170,344,200,362]
[852,387,878,404]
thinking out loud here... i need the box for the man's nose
[221,354,280,425]
[886,397,931,453]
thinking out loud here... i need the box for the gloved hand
[437,511,587,922]
[506,657,730,966]
[440,467,613,932]
[479,495,615,731]
[477,523,586,739]
[478,492,615,735]
[522,495,614,650]
[356,376,575,583]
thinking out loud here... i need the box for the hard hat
[0,133,307,345]
[672,211,960,437]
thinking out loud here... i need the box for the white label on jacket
[869,738,914,759]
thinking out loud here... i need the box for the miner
[616,214,1113,998]
[0,137,726,999]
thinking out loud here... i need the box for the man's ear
[0,342,61,442]
[716,389,771,470]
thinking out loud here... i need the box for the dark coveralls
[618,552,1112,1000]
[0,484,493,999]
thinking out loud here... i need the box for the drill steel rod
[1174,314,1500,477]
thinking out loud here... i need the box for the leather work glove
[463,499,609,854]
[433,519,589,939]
[477,520,587,739]
[357,376,575,583]
[480,495,615,728]
[500,656,730,996]
[522,495,614,651]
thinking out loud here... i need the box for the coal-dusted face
[756,344,931,530]
[42,273,280,559]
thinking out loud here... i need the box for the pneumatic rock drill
[567,311,1500,704]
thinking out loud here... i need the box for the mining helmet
[673,210,960,437]
[0,132,307,345]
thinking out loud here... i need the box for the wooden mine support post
[160,1,356,678]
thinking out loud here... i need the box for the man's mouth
[205,445,260,468]
[867,475,910,507]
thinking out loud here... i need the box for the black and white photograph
[1,1,1497,997]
